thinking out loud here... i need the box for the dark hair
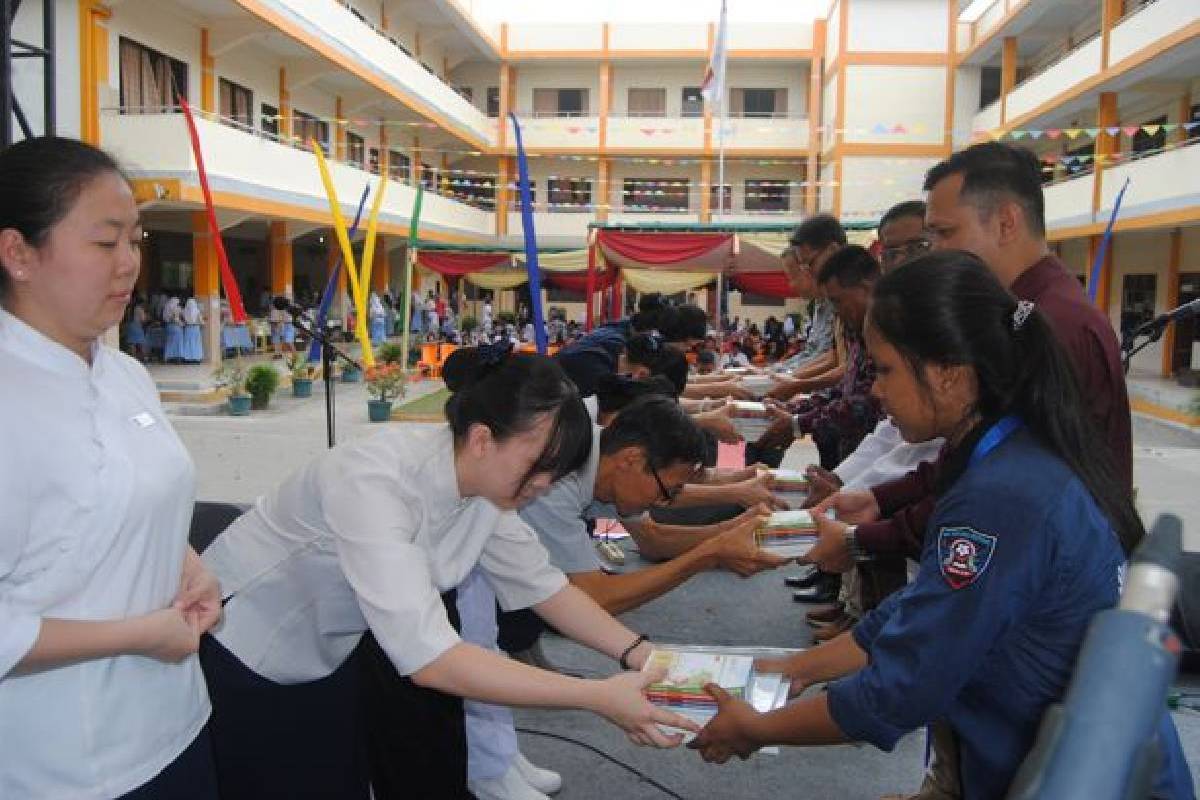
[0,136,127,299]
[657,303,707,342]
[625,334,688,395]
[870,251,1143,554]
[878,200,927,232]
[631,292,667,333]
[923,142,1046,236]
[697,349,717,366]
[443,347,591,485]
[599,395,707,471]
[595,373,678,414]
[817,244,881,288]
[789,214,847,250]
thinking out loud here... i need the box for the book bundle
[769,468,810,506]
[729,401,772,440]
[755,509,819,558]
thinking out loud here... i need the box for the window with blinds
[624,178,689,212]
[745,180,790,212]
[218,78,253,130]
[293,110,330,154]
[628,88,666,117]
[118,37,188,113]
[533,88,589,117]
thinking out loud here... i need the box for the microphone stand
[1121,319,1167,376]
[288,313,361,448]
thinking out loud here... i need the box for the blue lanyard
[968,414,1023,468]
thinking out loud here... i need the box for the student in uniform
[198,344,698,800]
[0,136,222,798]
[687,252,1194,799]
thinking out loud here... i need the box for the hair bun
[442,342,513,392]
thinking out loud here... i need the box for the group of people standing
[122,292,204,363]
[0,133,1193,800]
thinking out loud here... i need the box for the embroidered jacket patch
[938,526,997,590]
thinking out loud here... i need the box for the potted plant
[213,360,251,416]
[245,363,281,410]
[376,342,407,366]
[341,360,363,382]
[365,362,406,422]
[288,353,317,398]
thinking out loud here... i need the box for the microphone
[272,296,306,317]
[1006,514,1185,800]
[1131,298,1200,339]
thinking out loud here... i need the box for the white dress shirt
[833,417,944,491]
[0,309,209,799]
[203,424,567,684]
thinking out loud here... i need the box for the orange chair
[419,342,440,377]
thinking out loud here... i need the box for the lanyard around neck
[968,415,1023,468]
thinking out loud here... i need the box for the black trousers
[117,726,219,800]
[359,589,475,800]
[199,634,369,800]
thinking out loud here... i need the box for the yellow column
[78,1,111,145]
[496,156,511,236]
[1093,92,1119,222]
[699,160,712,223]
[192,212,222,365]
[1162,228,1182,377]
[268,221,293,299]
[201,29,215,114]
[372,237,391,294]
[1000,36,1018,125]
[1176,92,1193,146]
[335,96,347,161]
[597,158,611,222]
[278,68,292,140]
[380,121,390,177]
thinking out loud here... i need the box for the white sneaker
[468,764,550,800]
[514,752,562,795]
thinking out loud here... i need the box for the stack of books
[769,468,810,506]
[738,375,775,398]
[643,646,792,748]
[722,366,750,377]
[729,401,772,440]
[755,509,819,558]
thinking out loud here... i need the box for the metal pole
[43,0,54,136]
[1,0,13,146]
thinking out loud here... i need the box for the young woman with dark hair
[199,345,697,799]
[688,252,1192,799]
[0,136,222,798]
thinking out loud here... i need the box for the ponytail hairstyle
[442,342,592,487]
[870,250,1143,554]
[625,333,687,395]
[656,303,708,343]
[0,136,128,302]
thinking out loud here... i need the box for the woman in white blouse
[0,137,222,798]
[199,345,696,798]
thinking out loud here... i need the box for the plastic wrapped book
[769,468,810,505]
[729,401,772,440]
[738,374,774,398]
[755,509,819,558]
[643,645,796,751]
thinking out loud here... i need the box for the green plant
[287,353,317,381]
[461,315,478,333]
[245,363,281,400]
[366,363,406,403]
[498,310,516,326]
[213,359,249,397]
[376,342,407,365]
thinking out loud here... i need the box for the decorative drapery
[518,249,590,272]
[596,230,732,266]
[464,269,530,290]
[621,268,716,295]
[729,272,795,298]
[417,251,511,277]
[544,271,614,293]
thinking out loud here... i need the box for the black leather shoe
[784,568,820,589]
[793,585,839,603]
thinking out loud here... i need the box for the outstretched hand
[687,683,763,763]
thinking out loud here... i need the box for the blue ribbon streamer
[509,112,548,355]
[1087,177,1130,304]
[308,184,372,362]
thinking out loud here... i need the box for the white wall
[512,64,602,114]
[839,156,938,220]
[508,23,603,50]
[821,74,838,151]
[843,65,946,145]
[953,66,982,143]
[107,0,203,109]
[11,0,80,138]
[725,63,809,118]
[611,64,706,116]
[449,61,501,116]
[1111,0,1200,66]
[1006,38,1101,121]
[846,0,949,53]
[826,0,842,65]
[609,23,707,51]
[1110,230,1173,374]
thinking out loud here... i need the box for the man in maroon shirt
[805,141,1134,800]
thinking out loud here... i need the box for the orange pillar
[700,160,713,223]
[335,96,347,161]
[201,29,215,114]
[278,68,292,140]
[192,212,222,364]
[597,158,611,222]
[269,221,293,299]
[372,237,391,295]
[1093,92,1119,227]
[1000,37,1017,125]
[1162,228,1182,377]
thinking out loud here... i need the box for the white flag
[700,0,728,108]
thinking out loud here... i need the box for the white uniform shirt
[833,417,944,491]
[0,309,208,799]
[203,424,566,684]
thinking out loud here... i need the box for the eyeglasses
[649,463,683,504]
[880,237,932,266]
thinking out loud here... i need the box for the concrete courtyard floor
[168,379,1200,799]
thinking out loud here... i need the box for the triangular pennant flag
[566,126,581,134]
[1084,128,1099,138]
[1065,129,1083,139]
[1123,126,1140,137]
[1163,123,1179,132]
[1045,129,1062,140]
[891,124,907,134]
[1028,130,1044,140]
[1011,130,1028,139]
[1106,126,1121,137]
[871,122,889,135]
[1143,124,1161,136]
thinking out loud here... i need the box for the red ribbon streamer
[176,92,247,323]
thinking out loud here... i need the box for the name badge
[131,412,157,428]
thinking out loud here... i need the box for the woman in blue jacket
[689,251,1193,799]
